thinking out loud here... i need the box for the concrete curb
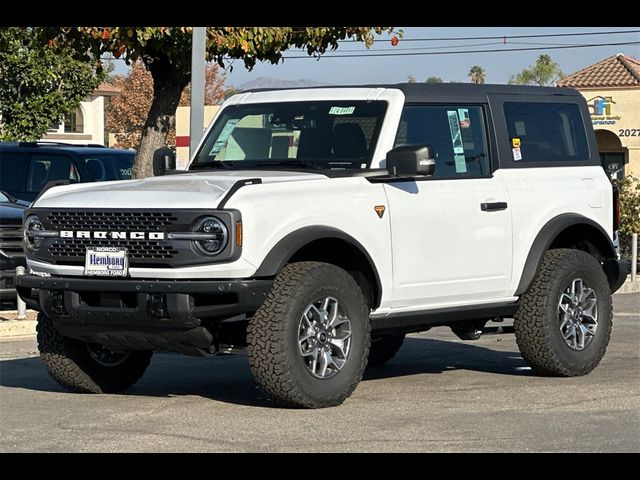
[615,279,640,294]
[0,319,37,338]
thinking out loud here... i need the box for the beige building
[558,54,640,179]
[174,105,220,169]
[41,83,121,146]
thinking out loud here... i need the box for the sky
[113,27,640,87]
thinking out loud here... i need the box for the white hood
[34,170,327,209]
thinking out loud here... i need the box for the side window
[0,153,28,194]
[394,105,491,177]
[503,102,589,163]
[26,154,80,192]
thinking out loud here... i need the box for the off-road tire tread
[514,249,612,377]
[37,312,152,393]
[247,262,370,408]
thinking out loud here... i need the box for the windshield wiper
[256,160,317,169]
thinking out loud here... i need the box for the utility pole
[190,27,206,161]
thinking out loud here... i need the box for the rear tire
[247,262,370,408]
[514,249,612,377]
[367,333,405,367]
[37,313,152,393]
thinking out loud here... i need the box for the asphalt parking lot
[0,293,638,452]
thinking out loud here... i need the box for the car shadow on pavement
[0,337,531,408]
[363,337,531,381]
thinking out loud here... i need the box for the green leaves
[508,54,565,86]
[0,28,103,141]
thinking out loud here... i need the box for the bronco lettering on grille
[59,231,166,240]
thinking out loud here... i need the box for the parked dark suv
[0,142,134,202]
[0,191,27,304]
[0,142,134,306]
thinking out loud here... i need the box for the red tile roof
[557,54,640,89]
[93,82,121,96]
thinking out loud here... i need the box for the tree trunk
[133,57,189,179]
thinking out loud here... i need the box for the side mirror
[153,147,176,176]
[386,145,435,177]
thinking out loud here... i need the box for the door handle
[481,202,508,212]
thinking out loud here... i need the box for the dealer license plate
[84,247,128,277]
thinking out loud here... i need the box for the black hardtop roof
[0,142,134,156]
[244,82,580,103]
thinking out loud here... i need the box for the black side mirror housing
[386,145,435,177]
[153,147,177,176]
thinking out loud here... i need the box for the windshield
[191,101,388,170]
[81,153,134,181]
[0,191,12,203]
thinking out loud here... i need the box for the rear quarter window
[503,102,589,163]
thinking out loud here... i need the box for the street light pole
[189,27,206,163]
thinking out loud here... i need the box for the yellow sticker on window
[512,138,521,148]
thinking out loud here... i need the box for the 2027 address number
[619,128,639,137]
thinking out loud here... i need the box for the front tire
[247,262,370,408]
[37,313,153,393]
[514,249,612,377]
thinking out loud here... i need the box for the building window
[64,108,84,133]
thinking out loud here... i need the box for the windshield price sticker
[329,106,356,115]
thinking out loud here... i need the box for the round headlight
[193,216,227,255]
[24,215,44,251]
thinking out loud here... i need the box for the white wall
[41,95,105,145]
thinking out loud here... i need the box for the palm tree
[468,65,486,84]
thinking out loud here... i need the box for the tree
[37,27,397,178]
[509,54,564,86]
[105,62,153,149]
[179,63,227,107]
[617,175,640,258]
[106,62,228,149]
[407,75,417,83]
[468,65,486,84]
[0,27,102,141]
[425,76,443,83]
[223,87,242,100]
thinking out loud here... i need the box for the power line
[333,41,504,52]
[281,41,640,59]
[361,29,640,43]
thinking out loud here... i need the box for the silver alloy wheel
[558,278,598,351]
[85,342,130,367]
[298,297,352,379]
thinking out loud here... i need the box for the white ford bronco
[18,83,628,408]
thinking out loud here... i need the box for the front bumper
[16,274,272,355]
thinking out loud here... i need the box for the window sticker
[511,137,521,148]
[515,121,527,136]
[454,154,468,173]
[447,111,467,173]
[209,119,239,155]
[458,108,471,129]
[512,147,522,161]
[329,106,356,115]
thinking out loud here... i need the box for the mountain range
[238,77,332,90]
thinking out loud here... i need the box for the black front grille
[28,208,240,268]
[49,238,178,261]
[47,211,178,231]
[0,225,24,258]
[45,211,180,266]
